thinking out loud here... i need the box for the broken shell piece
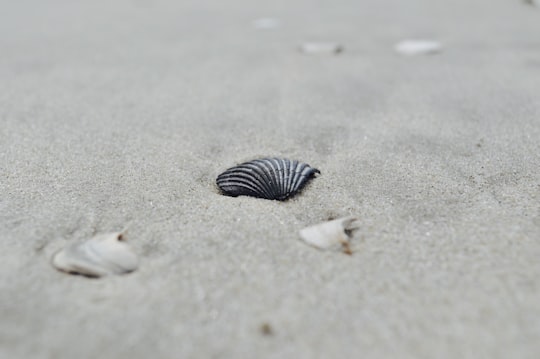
[300,42,343,55]
[299,217,359,254]
[394,40,442,55]
[52,232,138,278]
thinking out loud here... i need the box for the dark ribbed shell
[216,158,320,201]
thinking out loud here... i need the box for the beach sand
[1,0,539,358]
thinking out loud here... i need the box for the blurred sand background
[1,0,539,358]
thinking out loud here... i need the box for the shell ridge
[217,164,274,198]
[279,158,289,197]
[289,162,307,193]
[217,167,269,196]
[218,178,266,198]
[217,180,264,198]
[239,162,276,198]
[261,158,281,199]
[285,159,296,195]
[267,158,281,197]
[292,164,318,195]
[269,158,286,198]
[252,159,279,199]
[299,165,315,178]
[294,163,318,195]
[282,158,292,197]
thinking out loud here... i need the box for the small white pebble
[299,42,343,55]
[394,39,442,56]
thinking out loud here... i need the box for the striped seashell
[216,157,320,201]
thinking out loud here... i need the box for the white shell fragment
[252,18,280,29]
[300,42,343,55]
[52,232,138,277]
[299,217,359,254]
[394,40,442,56]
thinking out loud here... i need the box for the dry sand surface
[1,0,539,358]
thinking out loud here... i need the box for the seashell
[299,42,343,55]
[216,157,320,201]
[299,216,359,254]
[52,232,138,278]
[394,40,442,56]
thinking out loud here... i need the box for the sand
[1,0,539,358]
